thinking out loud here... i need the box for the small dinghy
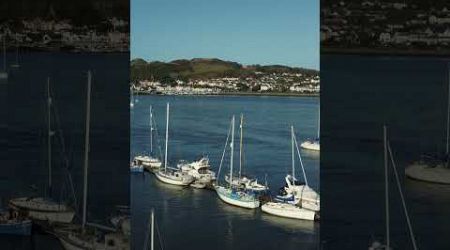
[261,202,317,221]
[0,210,32,236]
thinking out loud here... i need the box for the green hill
[130,58,318,84]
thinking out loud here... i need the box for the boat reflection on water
[300,149,320,159]
[259,211,317,234]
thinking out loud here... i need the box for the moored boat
[155,103,194,186]
[179,156,216,187]
[261,202,316,221]
[0,210,32,236]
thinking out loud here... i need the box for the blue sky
[131,0,319,69]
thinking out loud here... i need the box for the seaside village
[321,1,450,48]
[0,17,128,52]
[132,72,320,95]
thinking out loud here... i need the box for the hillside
[130,58,318,84]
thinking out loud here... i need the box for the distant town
[131,58,319,96]
[0,17,129,52]
[321,0,450,54]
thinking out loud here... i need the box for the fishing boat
[405,66,450,184]
[223,114,269,193]
[54,71,130,250]
[0,36,8,80]
[0,210,32,235]
[369,126,418,250]
[274,126,320,212]
[9,77,75,223]
[301,105,320,151]
[214,115,260,209]
[178,156,216,188]
[261,202,316,221]
[155,103,194,186]
[132,106,162,172]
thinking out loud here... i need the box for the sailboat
[0,35,8,80]
[9,77,75,224]
[405,66,450,184]
[301,105,320,151]
[154,103,194,186]
[54,71,130,250]
[224,114,268,193]
[178,156,216,188]
[261,126,319,220]
[274,126,320,212]
[132,106,162,173]
[369,126,418,250]
[10,33,20,68]
[214,115,260,209]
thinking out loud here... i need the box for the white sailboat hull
[261,202,316,221]
[155,171,193,186]
[9,197,75,223]
[215,186,260,209]
[300,140,320,151]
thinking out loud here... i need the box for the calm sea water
[131,95,320,250]
[1,52,130,249]
[321,55,450,249]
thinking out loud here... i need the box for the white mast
[291,126,295,178]
[239,114,243,179]
[150,105,153,154]
[317,105,320,139]
[82,71,92,231]
[230,115,235,187]
[3,36,6,71]
[383,125,390,249]
[446,66,450,156]
[151,208,155,250]
[293,129,309,186]
[164,103,169,173]
[47,77,52,196]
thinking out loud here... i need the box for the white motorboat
[155,103,194,186]
[214,115,260,209]
[179,156,216,187]
[9,77,75,223]
[261,202,317,221]
[55,71,130,250]
[301,105,320,151]
[275,126,320,212]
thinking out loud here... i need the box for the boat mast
[151,208,154,250]
[230,115,235,187]
[150,105,153,154]
[239,114,243,179]
[3,36,5,71]
[317,104,320,139]
[47,77,52,196]
[383,125,390,249]
[164,103,169,173]
[446,66,450,156]
[291,126,295,179]
[82,71,92,231]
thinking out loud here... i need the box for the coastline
[135,91,319,97]
[322,47,450,57]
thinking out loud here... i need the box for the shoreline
[134,91,319,97]
[322,47,450,57]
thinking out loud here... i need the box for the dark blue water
[1,52,130,249]
[321,55,450,249]
[131,95,320,250]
